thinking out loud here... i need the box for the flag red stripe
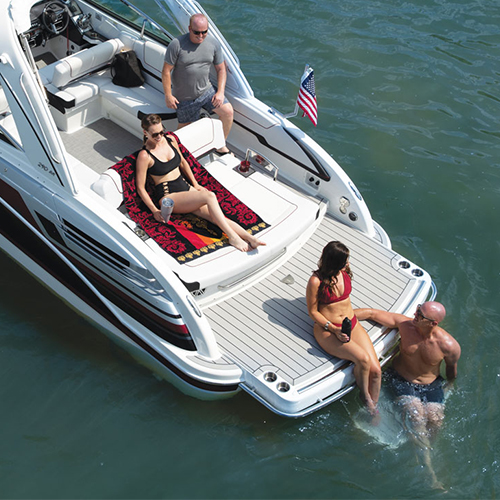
[298,94,316,113]
[298,89,316,108]
[296,68,317,126]
[297,93,317,122]
[298,94,317,119]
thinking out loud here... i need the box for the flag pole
[283,64,310,119]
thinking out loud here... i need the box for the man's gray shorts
[176,86,229,124]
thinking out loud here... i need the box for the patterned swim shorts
[176,86,229,124]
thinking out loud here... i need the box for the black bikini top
[144,135,181,176]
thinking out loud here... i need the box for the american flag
[297,67,317,126]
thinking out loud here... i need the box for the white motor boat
[0,0,435,416]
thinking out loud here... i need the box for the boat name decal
[37,162,56,177]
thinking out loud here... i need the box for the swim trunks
[384,367,445,404]
[176,86,229,124]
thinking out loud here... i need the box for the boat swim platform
[202,213,427,389]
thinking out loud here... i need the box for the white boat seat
[131,39,166,77]
[90,118,225,207]
[40,38,124,88]
[99,81,171,136]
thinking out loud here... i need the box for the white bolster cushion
[91,169,123,208]
[52,38,124,88]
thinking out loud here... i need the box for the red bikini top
[317,270,352,304]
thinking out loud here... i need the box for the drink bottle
[161,197,174,223]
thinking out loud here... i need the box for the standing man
[162,13,233,154]
[354,301,461,488]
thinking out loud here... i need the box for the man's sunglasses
[192,29,208,35]
[416,304,435,322]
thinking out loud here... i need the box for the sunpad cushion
[111,133,269,263]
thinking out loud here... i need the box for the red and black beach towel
[111,133,269,263]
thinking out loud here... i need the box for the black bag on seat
[111,50,145,87]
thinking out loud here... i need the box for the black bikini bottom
[154,175,190,204]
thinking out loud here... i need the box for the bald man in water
[355,301,460,489]
[355,302,461,436]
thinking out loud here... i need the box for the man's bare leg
[399,396,445,490]
[214,103,233,154]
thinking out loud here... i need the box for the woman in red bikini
[306,241,381,414]
[136,114,265,252]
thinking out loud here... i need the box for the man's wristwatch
[324,321,331,331]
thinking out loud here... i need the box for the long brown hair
[315,241,353,300]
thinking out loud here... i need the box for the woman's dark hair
[315,241,353,300]
[141,114,162,144]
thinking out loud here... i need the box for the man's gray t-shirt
[165,33,224,102]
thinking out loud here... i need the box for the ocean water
[1,0,499,498]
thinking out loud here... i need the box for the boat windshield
[83,0,178,44]
[83,0,240,68]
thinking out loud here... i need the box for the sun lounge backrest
[51,38,124,88]
[174,117,225,157]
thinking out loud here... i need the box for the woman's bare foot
[363,396,379,420]
[228,235,249,252]
[245,234,266,249]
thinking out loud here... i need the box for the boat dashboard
[25,0,96,48]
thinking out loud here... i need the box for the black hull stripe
[0,188,238,393]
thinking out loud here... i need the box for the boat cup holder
[398,260,424,277]
[262,372,290,392]
[277,382,290,393]
[263,372,277,383]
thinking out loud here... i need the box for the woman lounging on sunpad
[136,114,265,252]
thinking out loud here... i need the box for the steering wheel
[42,1,70,35]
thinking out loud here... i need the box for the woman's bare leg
[214,217,265,249]
[314,325,377,414]
[166,190,260,251]
[351,323,382,404]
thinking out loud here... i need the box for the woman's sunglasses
[149,129,165,139]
